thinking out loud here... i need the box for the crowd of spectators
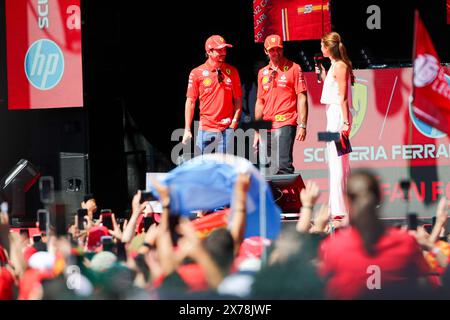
[0,163,449,300]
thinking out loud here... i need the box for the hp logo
[24,39,65,90]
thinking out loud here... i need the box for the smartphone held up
[101,209,113,230]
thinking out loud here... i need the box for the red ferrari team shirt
[187,61,242,132]
[257,59,307,129]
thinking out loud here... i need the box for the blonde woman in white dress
[316,32,354,223]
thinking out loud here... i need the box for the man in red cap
[86,225,110,252]
[253,34,309,174]
[182,35,242,154]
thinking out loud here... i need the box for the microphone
[314,53,324,83]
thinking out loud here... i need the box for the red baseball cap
[205,35,233,51]
[87,226,109,251]
[264,34,283,50]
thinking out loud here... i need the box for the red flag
[253,0,331,43]
[412,11,450,135]
[191,209,228,238]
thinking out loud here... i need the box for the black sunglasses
[270,70,277,79]
[216,68,224,83]
[269,70,277,87]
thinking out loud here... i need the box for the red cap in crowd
[87,226,109,251]
[205,35,233,51]
[233,236,271,270]
[264,34,283,50]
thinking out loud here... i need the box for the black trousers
[259,125,296,175]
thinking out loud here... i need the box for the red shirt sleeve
[186,69,199,99]
[294,64,308,94]
[231,66,242,99]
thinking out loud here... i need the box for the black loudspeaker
[266,173,305,214]
[0,159,41,226]
[59,153,90,222]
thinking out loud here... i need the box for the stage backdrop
[295,67,450,219]
[5,0,83,109]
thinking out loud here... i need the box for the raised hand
[300,181,321,208]
[132,190,148,216]
[108,213,123,241]
[436,197,449,225]
[150,178,170,208]
[429,197,450,243]
[235,173,251,195]
[313,204,330,233]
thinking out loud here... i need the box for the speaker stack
[266,173,306,220]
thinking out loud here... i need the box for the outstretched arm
[296,181,320,233]
[122,191,147,243]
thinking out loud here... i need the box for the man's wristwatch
[343,121,350,126]
[298,123,307,129]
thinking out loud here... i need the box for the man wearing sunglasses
[254,34,309,174]
[183,35,242,154]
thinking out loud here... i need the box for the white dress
[320,61,351,218]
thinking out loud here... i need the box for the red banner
[254,0,331,43]
[5,0,83,109]
[412,11,450,135]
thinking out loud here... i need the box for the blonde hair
[321,32,355,86]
